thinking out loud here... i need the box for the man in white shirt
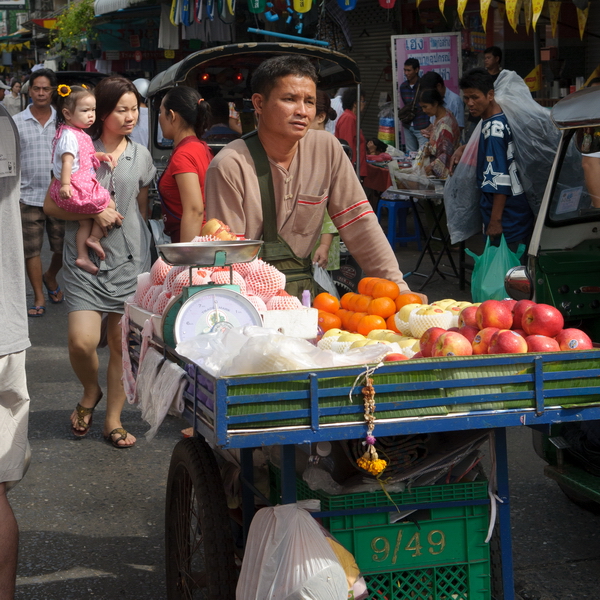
[13,69,64,317]
[325,87,347,134]
[419,70,465,134]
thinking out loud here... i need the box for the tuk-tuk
[505,85,600,510]
[146,41,361,171]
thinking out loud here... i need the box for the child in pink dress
[50,84,115,275]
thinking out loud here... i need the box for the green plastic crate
[269,465,492,600]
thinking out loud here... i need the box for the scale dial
[173,288,262,345]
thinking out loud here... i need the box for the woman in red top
[158,87,212,242]
[334,87,368,179]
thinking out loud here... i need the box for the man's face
[253,75,317,144]
[484,53,500,72]
[404,65,418,83]
[29,76,54,109]
[0,89,5,102]
[462,87,494,118]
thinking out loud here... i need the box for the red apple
[459,325,480,343]
[472,327,500,355]
[411,351,424,359]
[433,331,473,357]
[522,304,564,337]
[476,300,513,330]
[448,326,461,333]
[513,328,526,337]
[525,335,560,353]
[458,305,478,328]
[512,299,536,330]
[502,299,517,312]
[383,353,409,361]
[420,327,447,358]
[555,328,593,351]
[488,329,528,354]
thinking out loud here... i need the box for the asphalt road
[9,239,600,600]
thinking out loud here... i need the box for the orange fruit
[360,277,382,296]
[313,292,340,314]
[358,277,378,295]
[353,294,372,312]
[341,292,357,310]
[357,314,387,336]
[394,292,424,311]
[386,314,401,333]
[372,279,400,300]
[336,308,351,329]
[347,311,368,333]
[368,297,396,319]
[318,310,342,332]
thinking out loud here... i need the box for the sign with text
[391,32,462,149]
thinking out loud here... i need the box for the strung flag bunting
[439,0,446,19]
[416,0,423,7]
[170,0,178,25]
[195,0,203,21]
[532,0,544,30]
[337,0,357,11]
[548,1,560,37]
[524,64,542,91]
[506,0,518,32]
[379,0,396,7]
[480,0,492,32]
[293,0,311,12]
[181,0,193,26]
[524,0,532,33]
[458,0,468,26]
[576,5,589,39]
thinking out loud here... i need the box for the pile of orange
[313,278,423,335]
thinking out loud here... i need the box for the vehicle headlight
[504,266,533,300]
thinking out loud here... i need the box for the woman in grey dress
[45,77,155,448]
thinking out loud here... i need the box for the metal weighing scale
[158,240,264,348]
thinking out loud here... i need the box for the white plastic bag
[236,504,348,600]
[313,265,340,299]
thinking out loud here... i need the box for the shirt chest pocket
[291,193,328,236]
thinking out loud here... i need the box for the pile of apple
[421,299,594,358]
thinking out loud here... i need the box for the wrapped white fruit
[393,303,423,336]
[317,335,341,351]
[409,306,453,338]
[330,333,364,354]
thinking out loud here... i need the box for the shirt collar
[22,104,56,128]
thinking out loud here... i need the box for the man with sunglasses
[13,69,65,318]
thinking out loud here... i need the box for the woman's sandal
[71,393,103,438]
[104,427,135,449]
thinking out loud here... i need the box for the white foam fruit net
[133,272,152,305]
[143,285,164,312]
[409,309,453,338]
[150,257,171,286]
[152,290,172,315]
[246,294,268,313]
[233,258,258,279]
[317,335,340,351]
[191,234,221,242]
[266,290,303,310]
[245,261,286,302]
[211,268,247,295]
[393,307,421,336]
[164,266,187,293]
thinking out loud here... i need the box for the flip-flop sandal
[104,427,135,449]
[28,306,46,318]
[71,393,103,437]
[42,277,64,304]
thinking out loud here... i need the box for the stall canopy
[94,0,150,16]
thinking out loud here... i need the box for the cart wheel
[557,482,600,514]
[165,437,237,599]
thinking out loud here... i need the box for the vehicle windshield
[548,130,600,225]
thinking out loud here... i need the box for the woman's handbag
[397,84,420,125]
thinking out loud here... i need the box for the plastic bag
[236,503,348,600]
[313,265,340,299]
[465,235,525,302]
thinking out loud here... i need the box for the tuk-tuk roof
[552,85,600,129]
[147,42,360,97]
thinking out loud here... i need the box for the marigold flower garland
[356,376,388,476]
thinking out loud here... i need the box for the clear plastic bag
[313,264,340,299]
[236,503,348,600]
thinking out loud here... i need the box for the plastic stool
[376,198,422,250]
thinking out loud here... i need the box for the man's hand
[312,244,330,269]
[486,219,503,238]
[449,144,466,175]
[93,206,124,236]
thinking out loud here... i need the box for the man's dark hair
[420,71,444,90]
[484,46,502,62]
[459,68,494,94]
[341,87,364,111]
[587,77,600,87]
[419,87,445,106]
[404,58,420,71]
[251,55,317,98]
[29,68,57,88]
[208,97,231,124]
[367,138,387,154]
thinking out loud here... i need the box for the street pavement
[9,239,600,600]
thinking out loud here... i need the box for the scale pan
[158,240,263,266]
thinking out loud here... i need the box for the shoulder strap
[243,131,278,244]
[411,83,420,109]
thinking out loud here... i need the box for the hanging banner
[416,0,423,7]
[524,0,532,33]
[524,63,542,91]
[548,1,560,37]
[577,6,589,40]
[480,0,492,32]
[457,0,468,26]
[392,32,462,151]
[532,0,544,29]
[439,0,445,18]
[584,65,600,87]
[506,0,518,32]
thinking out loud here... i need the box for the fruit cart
[127,293,600,599]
